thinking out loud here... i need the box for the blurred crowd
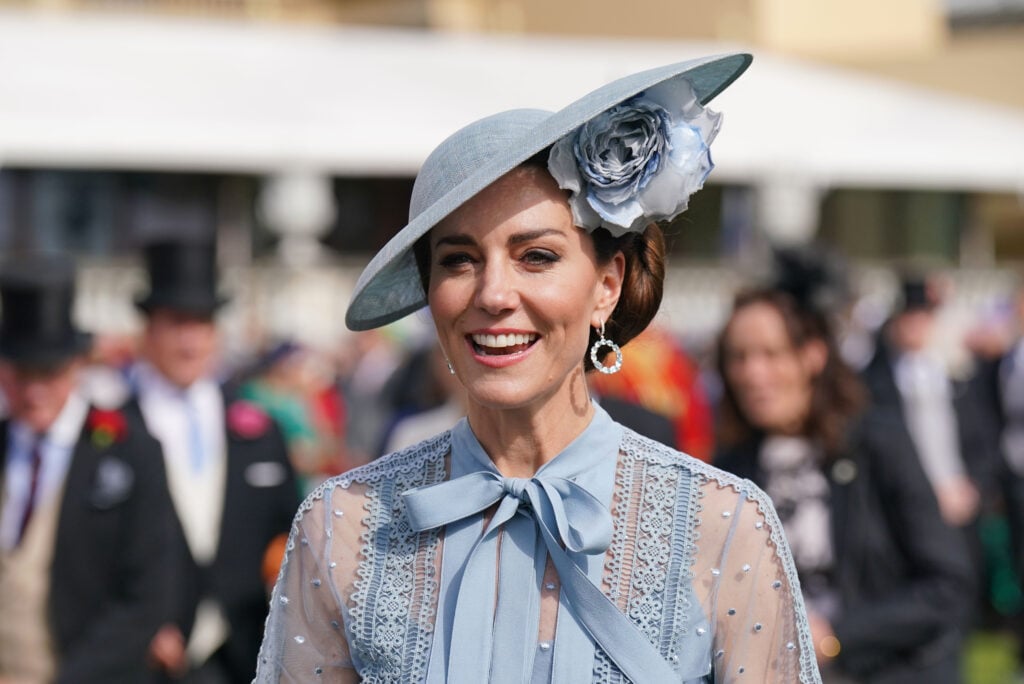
[4,237,1024,683]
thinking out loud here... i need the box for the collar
[134,360,216,403]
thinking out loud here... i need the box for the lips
[469,332,538,356]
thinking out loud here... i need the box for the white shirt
[1,392,89,551]
[894,351,965,487]
[134,362,227,565]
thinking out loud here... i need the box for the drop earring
[589,321,622,375]
[446,358,455,375]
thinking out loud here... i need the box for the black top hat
[769,245,850,315]
[0,254,92,367]
[897,276,937,313]
[135,238,228,316]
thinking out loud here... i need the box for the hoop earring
[589,321,622,375]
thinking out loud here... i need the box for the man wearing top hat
[862,276,997,527]
[127,237,298,683]
[861,274,998,627]
[0,254,177,683]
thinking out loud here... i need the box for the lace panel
[256,428,820,684]
[255,434,449,683]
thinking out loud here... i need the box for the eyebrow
[434,228,564,249]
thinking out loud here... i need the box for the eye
[521,249,559,266]
[437,251,474,269]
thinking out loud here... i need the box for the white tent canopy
[1,10,1024,193]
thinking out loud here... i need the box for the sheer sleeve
[255,480,366,684]
[692,478,820,683]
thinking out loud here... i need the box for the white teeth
[471,333,536,348]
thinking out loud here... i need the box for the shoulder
[843,407,932,496]
[74,406,168,507]
[847,406,912,462]
[293,430,452,520]
[619,425,766,501]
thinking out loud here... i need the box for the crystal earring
[589,321,622,375]
[446,358,456,375]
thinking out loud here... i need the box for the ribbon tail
[403,472,502,531]
[446,530,500,684]
[538,518,680,683]
[490,513,543,684]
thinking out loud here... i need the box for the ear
[592,251,625,328]
[800,338,828,378]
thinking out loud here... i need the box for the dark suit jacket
[1,405,177,684]
[716,409,974,683]
[861,338,1000,503]
[125,386,299,683]
[972,348,1024,574]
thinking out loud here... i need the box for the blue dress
[255,405,820,683]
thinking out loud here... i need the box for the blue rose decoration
[548,78,722,236]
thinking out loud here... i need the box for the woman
[715,288,974,683]
[256,55,820,683]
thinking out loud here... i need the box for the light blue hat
[345,52,752,331]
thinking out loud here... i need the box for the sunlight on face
[722,302,818,435]
[427,166,621,413]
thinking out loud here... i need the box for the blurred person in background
[973,279,1024,641]
[861,276,996,530]
[861,275,1001,639]
[715,284,974,683]
[0,254,176,683]
[381,342,467,454]
[335,328,406,467]
[127,237,298,684]
[238,341,347,494]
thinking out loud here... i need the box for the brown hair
[413,155,665,373]
[715,288,866,458]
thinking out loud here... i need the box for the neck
[466,366,594,477]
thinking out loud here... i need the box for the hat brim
[0,332,93,368]
[345,52,752,332]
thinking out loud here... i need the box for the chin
[463,378,545,412]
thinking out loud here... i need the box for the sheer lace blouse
[256,407,819,683]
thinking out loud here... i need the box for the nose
[730,353,767,390]
[474,260,519,315]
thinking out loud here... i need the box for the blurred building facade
[0,0,1022,355]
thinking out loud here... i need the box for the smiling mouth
[469,333,538,356]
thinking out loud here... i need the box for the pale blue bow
[402,406,681,683]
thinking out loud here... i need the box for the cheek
[776,361,812,404]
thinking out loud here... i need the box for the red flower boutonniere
[227,400,271,440]
[87,408,128,448]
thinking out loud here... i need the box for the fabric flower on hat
[548,79,721,236]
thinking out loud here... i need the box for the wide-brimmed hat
[0,254,92,367]
[345,52,752,332]
[135,237,228,316]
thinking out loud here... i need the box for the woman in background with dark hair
[715,287,974,683]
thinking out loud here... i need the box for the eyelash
[436,249,560,269]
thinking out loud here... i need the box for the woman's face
[427,167,623,413]
[721,301,823,435]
